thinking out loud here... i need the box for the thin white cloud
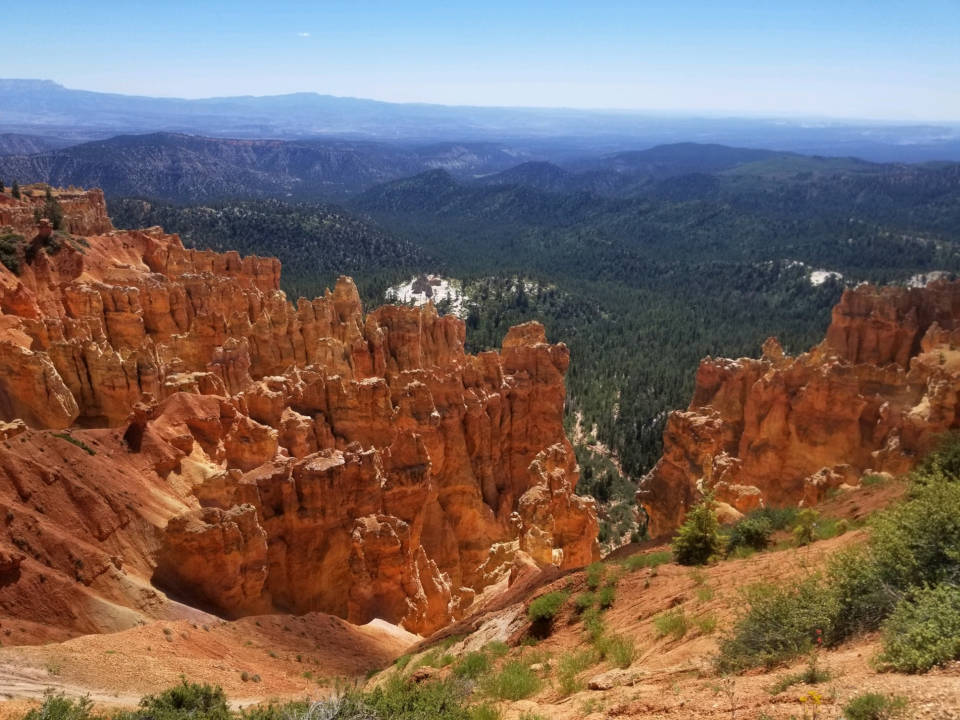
[296,32,311,38]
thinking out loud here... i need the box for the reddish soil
[3,477,958,719]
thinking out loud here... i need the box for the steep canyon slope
[640,279,960,535]
[0,185,597,640]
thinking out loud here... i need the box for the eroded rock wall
[640,281,960,537]
[0,187,597,637]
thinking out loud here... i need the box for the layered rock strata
[0,187,597,637]
[640,280,960,537]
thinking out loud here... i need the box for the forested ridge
[109,147,960,545]
[109,198,427,301]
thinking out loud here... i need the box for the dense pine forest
[109,147,960,545]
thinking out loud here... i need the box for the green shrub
[573,592,595,613]
[394,653,412,670]
[653,607,689,641]
[829,476,960,642]
[52,432,96,456]
[914,432,960,484]
[876,583,960,673]
[481,660,540,700]
[597,632,636,668]
[716,577,837,671]
[843,692,908,720]
[527,590,569,623]
[622,550,672,572]
[239,700,309,720]
[755,506,800,530]
[596,585,616,609]
[726,514,773,554]
[556,649,598,696]
[467,703,500,720]
[694,613,718,635]
[867,478,960,590]
[0,233,25,275]
[453,651,490,679]
[827,547,894,640]
[672,496,723,566]
[718,439,960,673]
[792,508,819,546]
[483,640,509,658]
[767,652,831,695]
[24,692,97,720]
[582,607,606,643]
[415,647,454,669]
[136,679,231,720]
[439,634,465,650]
[585,562,605,590]
[367,675,469,720]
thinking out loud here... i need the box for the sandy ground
[2,477,958,719]
[0,613,417,716]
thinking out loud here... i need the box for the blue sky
[5,0,959,121]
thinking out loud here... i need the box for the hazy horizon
[5,77,959,126]
[5,0,959,123]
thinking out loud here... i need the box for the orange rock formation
[0,187,597,639]
[640,281,960,537]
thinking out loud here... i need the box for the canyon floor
[3,477,958,720]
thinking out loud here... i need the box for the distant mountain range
[3,79,960,162]
[0,132,76,155]
[4,132,951,204]
[0,132,534,201]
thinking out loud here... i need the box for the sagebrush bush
[843,692,908,720]
[573,592,595,613]
[585,562,605,590]
[597,632,636,668]
[876,583,960,673]
[621,550,672,572]
[238,700,309,720]
[367,675,469,720]
[726,514,773,554]
[596,585,616,609]
[136,679,232,720]
[453,651,490,679]
[483,640,509,658]
[481,660,540,700]
[913,431,960,484]
[24,693,96,720]
[827,547,894,641]
[719,437,960,672]
[582,607,606,643]
[694,613,718,635]
[716,577,837,671]
[466,703,500,720]
[792,508,819,546]
[527,590,569,623]
[653,607,689,641]
[556,649,598,696]
[672,496,723,566]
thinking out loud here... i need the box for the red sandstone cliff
[0,184,114,237]
[640,281,960,537]
[0,187,597,639]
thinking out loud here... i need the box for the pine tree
[672,494,723,566]
[0,179,5,193]
[41,186,65,230]
[11,181,21,199]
